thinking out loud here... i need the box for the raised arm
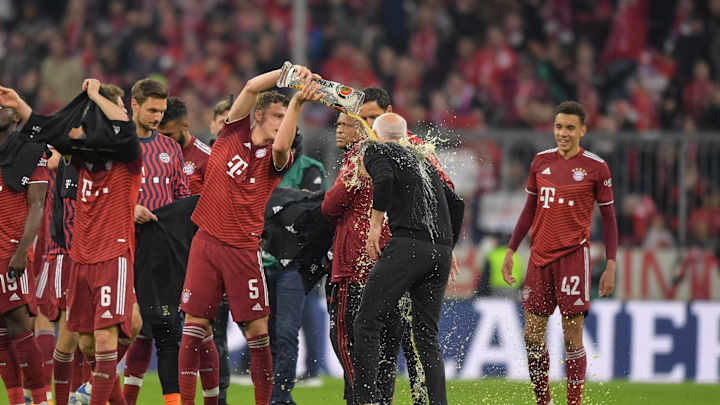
[227,65,314,123]
[83,79,129,121]
[272,80,323,170]
[0,85,32,125]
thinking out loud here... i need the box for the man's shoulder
[191,137,212,156]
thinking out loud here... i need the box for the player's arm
[227,65,314,123]
[321,173,357,218]
[173,152,191,200]
[272,81,323,170]
[8,181,48,277]
[363,145,394,260]
[597,164,618,297]
[83,79,129,121]
[0,85,32,124]
[502,159,540,285]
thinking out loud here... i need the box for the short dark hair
[554,101,586,125]
[131,78,168,105]
[213,99,231,119]
[255,91,289,112]
[100,84,124,103]
[362,87,391,110]
[160,97,187,126]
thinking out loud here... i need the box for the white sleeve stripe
[525,188,537,195]
[28,180,49,184]
[597,200,614,206]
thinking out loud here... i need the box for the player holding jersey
[502,101,618,405]
[178,64,322,405]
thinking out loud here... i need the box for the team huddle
[0,63,617,405]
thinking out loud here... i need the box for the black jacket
[0,129,48,192]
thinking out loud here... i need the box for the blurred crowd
[1,0,719,246]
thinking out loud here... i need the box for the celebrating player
[502,101,618,405]
[177,65,322,405]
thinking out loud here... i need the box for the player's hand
[295,79,323,104]
[501,250,517,286]
[8,251,27,281]
[0,85,22,109]
[82,79,101,98]
[134,204,158,224]
[450,253,460,282]
[599,260,616,297]
[366,226,382,260]
[292,65,314,87]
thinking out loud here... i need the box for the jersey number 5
[561,276,580,296]
[249,279,259,299]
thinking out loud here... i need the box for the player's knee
[131,312,143,340]
[93,327,118,351]
[241,317,268,339]
[185,313,211,329]
[56,330,79,353]
[78,334,95,357]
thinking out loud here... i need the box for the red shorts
[522,245,591,317]
[66,251,136,337]
[35,254,72,321]
[181,231,269,323]
[0,257,34,316]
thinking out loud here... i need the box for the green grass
[3,375,719,404]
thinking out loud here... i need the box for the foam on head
[371,112,407,142]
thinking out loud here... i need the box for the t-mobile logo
[226,155,248,178]
[80,179,94,202]
[539,186,556,208]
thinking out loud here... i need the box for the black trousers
[327,279,399,405]
[353,237,452,405]
[139,309,182,395]
[212,296,231,405]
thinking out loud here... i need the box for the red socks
[53,349,74,405]
[36,330,56,390]
[179,323,206,405]
[0,327,22,404]
[123,336,152,405]
[527,344,551,405]
[199,335,220,405]
[566,347,587,405]
[91,350,117,405]
[12,331,47,404]
[248,334,272,405]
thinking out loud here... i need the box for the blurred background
[1,0,719,387]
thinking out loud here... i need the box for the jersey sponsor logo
[226,155,248,178]
[255,148,267,158]
[80,179,93,202]
[252,303,263,311]
[100,310,113,319]
[182,288,192,303]
[603,178,612,187]
[541,167,551,175]
[159,152,171,164]
[572,168,587,182]
[184,161,196,176]
[539,186,556,208]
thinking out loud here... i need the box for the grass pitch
[2,375,718,404]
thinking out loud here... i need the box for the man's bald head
[371,112,407,142]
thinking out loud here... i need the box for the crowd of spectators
[1,0,719,246]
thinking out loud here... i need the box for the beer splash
[347,112,379,141]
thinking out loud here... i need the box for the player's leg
[54,310,80,405]
[352,238,418,405]
[122,304,150,405]
[241,316,272,405]
[92,325,120,405]
[555,246,592,405]
[151,313,182,405]
[3,304,49,404]
[35,311,56,401]
[0,318,23,405]
[179,233,224,405]
[396,295,426,405]
[522,259,557,405]
[405,244,452,405]
[266,263,306,404]
[327,281,355,405]
[211,296,231,405]
[376,305,401,405]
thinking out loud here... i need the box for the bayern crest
[255,148,267,158]
[184,161,196,175]
[159,152,171,163]
[572,168,587,181]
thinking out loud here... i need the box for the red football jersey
[71,159,142,264]
[182,136,211,195]
[0,159,50,259]
[526,148,614,267]
[191,117,293,249]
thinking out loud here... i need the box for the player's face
[359,101,388,128]
[159,119,187,145]
[133,97,167,131]
[553,113,586,157]
[210,111,228,136]
[335,113,362,149]
[256,103,287,145]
